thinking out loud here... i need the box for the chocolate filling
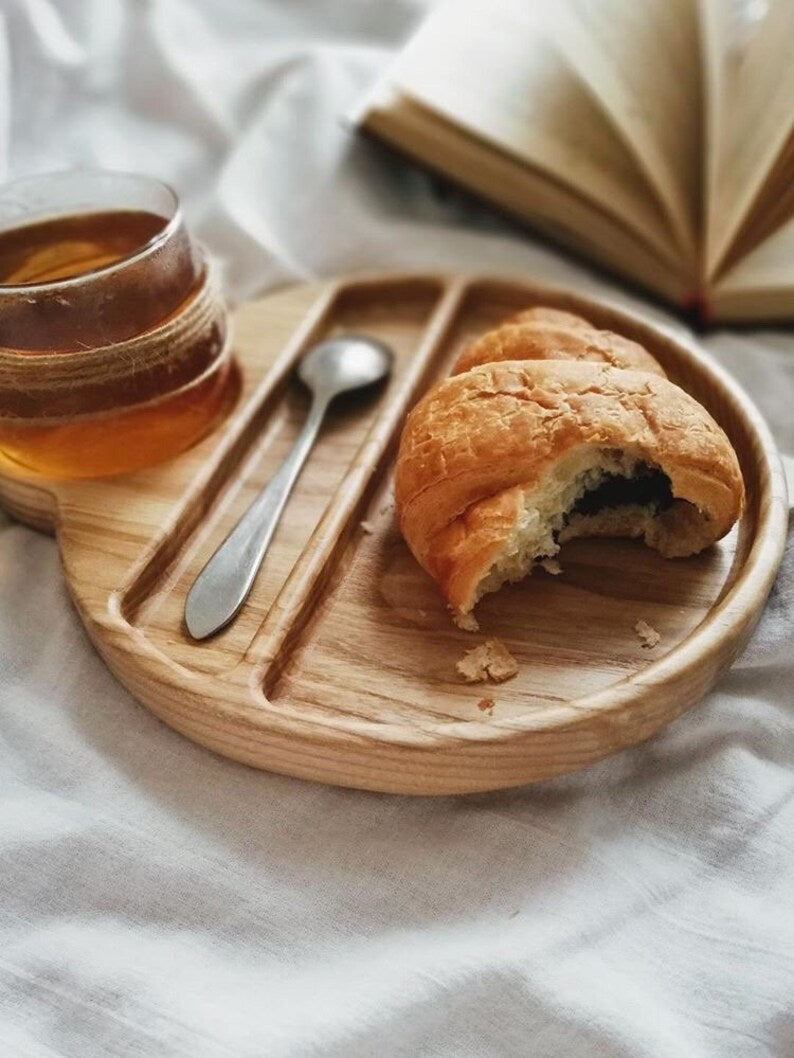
[570,463,673,518]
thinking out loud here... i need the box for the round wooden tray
[0,273,788,794]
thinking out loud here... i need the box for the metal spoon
[184,334,393,640]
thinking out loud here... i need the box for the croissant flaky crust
[395,309,745,615]
[452,306,667,377]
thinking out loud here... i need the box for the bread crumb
[477,697,495,714]
[453,611,480,633]
[539,557,562,575]
[635,619,661,649]
[359,520,375,534]
[456,638,519,683]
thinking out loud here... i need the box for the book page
[363,92,688,305]
[551,0,701,263]
[714,218,794,292]
[386,0,681,269]
[703,0,794,277]
[711,218,794,319]
[698,0,731,275]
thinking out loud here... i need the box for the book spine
[683,291,713,326]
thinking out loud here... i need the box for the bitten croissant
[395,307,745,616]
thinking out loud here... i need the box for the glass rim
[0,168,183,295]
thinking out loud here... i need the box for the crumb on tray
[456,638,519,684]
[452,611,480,633]
[635,619,661,649]
[477,697,495,714]
[539,557,562,575]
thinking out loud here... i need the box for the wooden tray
[1,274,788,794]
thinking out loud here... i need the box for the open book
[354,0,794,323]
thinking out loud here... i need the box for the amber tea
[0,171,234,478]
[0,208,165,284]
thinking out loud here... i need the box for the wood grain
[0,274,788,794]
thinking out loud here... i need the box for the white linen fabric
[1,2,793,1055]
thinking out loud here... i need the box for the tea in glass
[0,170,236,478]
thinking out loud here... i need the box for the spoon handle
[184,393,330,640]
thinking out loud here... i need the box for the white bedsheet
[1,2,793,1055]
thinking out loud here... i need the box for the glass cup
[0,170,237,478]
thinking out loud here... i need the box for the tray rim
[0,271,789,790]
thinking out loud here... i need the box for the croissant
[395,308,745,616]
[451,306,667,377]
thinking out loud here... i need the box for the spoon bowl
[298,334,393,397]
